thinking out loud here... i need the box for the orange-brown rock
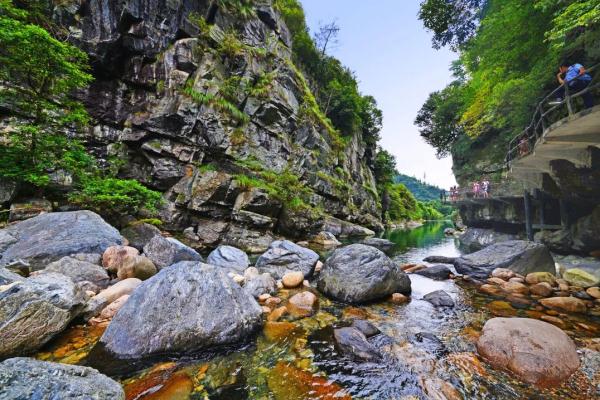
[530,282,553,297]
[479,284,503,297]
[102,246,139,274]
[287,291,318,318]
[540,297,587,314]
[266,362,351,400]
[390,293,409,304]
[501,281,529,295]
[267,306,288,322]
[477,318,579,387]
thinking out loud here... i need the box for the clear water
[36,222,600,399]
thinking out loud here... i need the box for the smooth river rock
[0,211,123,271]
[454,241,555,280]
[423,290,455,308]
[41,256,110,289]
[0,273,86,357]
[96,262,263,360]
[256,240,319,279]
[0,357,124,399]
[206,245,250,274]
[317,244,411,303]
[477,318,579,387]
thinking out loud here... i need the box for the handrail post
[565,84,574,116]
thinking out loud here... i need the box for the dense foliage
[0,0,161,216]
[417,0,600,183]
[394,174,444,202]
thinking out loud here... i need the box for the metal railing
[506,63,600,165]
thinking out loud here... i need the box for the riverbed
[36,222,600,399]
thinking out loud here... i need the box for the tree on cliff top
[0,0,161,216]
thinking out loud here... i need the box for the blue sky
[300,0,458,188]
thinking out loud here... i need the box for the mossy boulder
[562,268,600,288]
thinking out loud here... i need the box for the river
[35,222,600,399]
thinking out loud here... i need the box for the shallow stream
[36,222,600,399]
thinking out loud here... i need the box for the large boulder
[459,228,519,252]
[0,273,86,357]
[41,256,110,289]
[206,245,250,274]
[0,211,123,271]
[256,240,319,279]
[96,262,263,361]
[0,357,124,399]
[142,235,202,269]
[360,238,395,253]
[120,222,162,251]
[317,244,411,303]
[454,241,555,280]
[0,267,23,285]
[477,318,579,387]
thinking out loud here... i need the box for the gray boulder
[42,256,110,289]
[244,273,277,298]
[121,222,162,251]
[0,273,86,358]
[0,211,123,271]
[334,327,382,362]
[207,245,250,274]
[459,228,519,252]
[454,240,555,280]
[423,290,455,308]
[256,240,319,279]
[96,262,263,360]
[413,265,452,280]
[143,235,202,269]
[317,244,411,303]
[423,255,457,264]
[0,357,124,399]
[351,319,380,338]
[360,238,395,253]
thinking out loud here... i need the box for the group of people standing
[472,179,490,198]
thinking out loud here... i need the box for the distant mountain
[394,174,444,202]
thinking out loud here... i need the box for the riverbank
[1,216,600,399]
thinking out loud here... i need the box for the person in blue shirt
[551,61,594,108]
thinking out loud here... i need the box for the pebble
[265,297,282,308]
[390,293,409,304]
[258,293,272,303]
[261,306,272,314]
[479,284,503,297]
[509,277,525,284]
[282,271,304,288]
[530,282,553,297]
[267,306,288,322]
[491,268,515,280]
[540,315,566,328]
[487,277,506,286]
[314,261,323,273]
[586,287,600,299]
[232,274,245,285]
[501,281,529,295]
[287,291,318,318]
[525,272,556,286]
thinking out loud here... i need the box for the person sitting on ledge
[549,60,593,109]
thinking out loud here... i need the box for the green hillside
[394,174,444,202]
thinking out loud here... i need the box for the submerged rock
[351,319,380,338]
[413,265,452,280]
[539,296,587,313]
[143,235,202,269]
[206,245,250,274]
[0,273,86,357]
[96,262,263,361]
[318,244,411,303]
[0,211,123,271]
[333,327,382,362]
[454,241,555,280]
[0,357,124,399]
[256,240,319,279]
[477,318,579,387]
[423,290,455,308]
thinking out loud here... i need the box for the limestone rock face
[0,273,86,358]
[46,0,382,243]
[454,241,555,280]
[0,211,123,271]
[256,240,319,279]
[97,262,263,360]
[317,244,411,303]
[477,318,579,387]
[0,357,124,399]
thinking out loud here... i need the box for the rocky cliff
[48,0,381,251]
